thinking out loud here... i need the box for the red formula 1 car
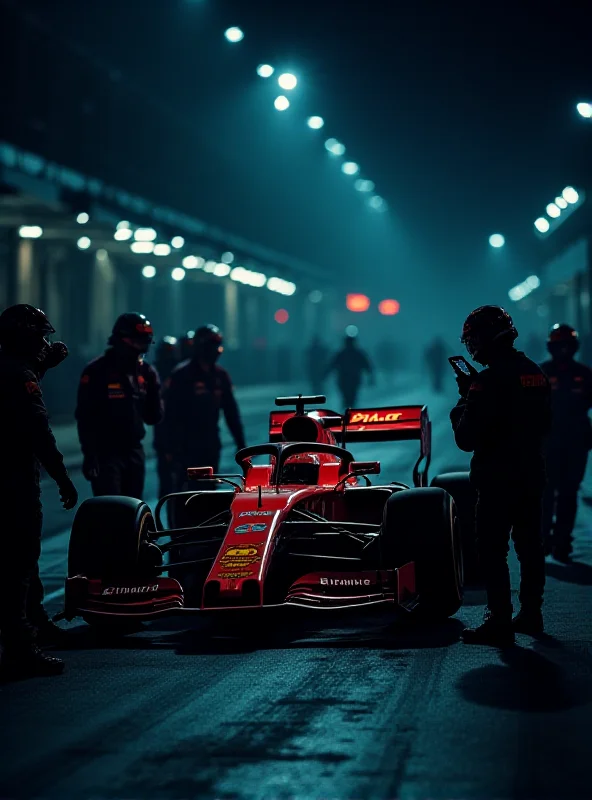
[63,395,468,626]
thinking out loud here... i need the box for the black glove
[58,476,78,510]
[82,454,100,481]
[456,374,473,398]
[38,342,69,378]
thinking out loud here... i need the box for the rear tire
[382,487,463,619]
[430,472,479,583]
[68,496,158,581]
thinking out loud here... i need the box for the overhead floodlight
[267,276,296,296]
[142,265,156,279]
[134,228,157,242]
[154,243,171,256]
[369,195,386,211]
[308,289,323,303]
[77,236,91,250]
[325,138,346,156]
[562,186,579,204]
[18,225,43,239]
[278,73,297,91]
[354,179,374,192]
[489,233,505,248]
[378,299,400,316]
[576,102,592,119]
[342,162,360,176]
[345,325,359,337]
[229,266,267,287]
[221,251,234,264]
[171,236,185,249]
[307,116,324,130]
[76,212,89,224]
[224,26,244,43]
[182,255,200,269]
[346,294,370,312]
[171,267,185,281]
[114,228,133,241]
[213,263,231,277]
[257,64,274,78]
[546,203,561,218]
[555,196,568,209]
[116,220,130,230]
[131,241,154,254]
[526,275,541,290]
[96,249,108,261]
[274,309,289,324]
[274,95,290,111]
[509,275,540,302]
[204,260,217,272]
[534,217,550,233]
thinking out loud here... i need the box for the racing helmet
[547,323,579,358]
[109,312,154,354]
[194,324,224,363]
[280,453,320,485]
[0,304,55,362]
[460,305,518,363]
[178,330,195,361]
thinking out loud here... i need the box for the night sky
[6,0,592,339]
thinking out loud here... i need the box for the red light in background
[274,309,289,324]
[346,293,371,312]
[378,299,400,316]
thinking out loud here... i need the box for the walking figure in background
[163,325,246,487]
[425,336,447,393]
[375,339,397,386]
[305,335,329,394]
[76,313,163,499]
[327,331,374,410]
[450,306,551,645]
[0,305,78,677]
[540,324,592,562]
[153,336,179,498]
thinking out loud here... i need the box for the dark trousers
[0,495,48,651]
[338,383,360,410]
[91,446,146,499]
[543,445,588,555]
[475,484,545,619]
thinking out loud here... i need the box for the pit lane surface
[1,375,591,799]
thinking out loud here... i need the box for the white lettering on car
[319,578,372,586]
[102,585,159,596]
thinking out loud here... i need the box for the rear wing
[269,405,432,487]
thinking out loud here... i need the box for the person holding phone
[450,306,551,645]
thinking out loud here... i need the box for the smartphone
[448,355,477,377]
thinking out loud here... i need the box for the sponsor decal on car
[320,577,372,586]
[239,511,274,517]
[218,570,254,579]
[349,411,402,424]
[102,584,159,596]
[218,543,264,571]
[235,523,267,534]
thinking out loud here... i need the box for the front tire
[381,487,463,619]
[430,472,479,583]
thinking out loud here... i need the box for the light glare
[354,179,374,192]
[555,196,568,209]
[224,27,244,43]
[77,236,91,250]
[257,64,274,78]
[576,102,592,119]
[134,228,157,241]
[18,225,43,239]
[142,265,156,279]
[307,116,324,130]
[534,217,550,233]
[154,243,171,256]
[308,289,323,303]
[130,241,154,254]
[342,162,360,176]
[274,95,290,111]
[278,73,297,91]
[171,236,185,249]
[546,203,561,218]
[214,263,231,277]
[369,195,386,211]
[489,233,505,248]
[114,228,133,241]
[76,212,89,224]
[171,267,185,281]
[221,251,234,264]
[267,276,296,296]
[562,186,579,204]
[325,138,346,156]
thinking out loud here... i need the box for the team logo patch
[218,543,264,571]
[25,381,41,395]
[235,523,267,534]
[239,511,274,517]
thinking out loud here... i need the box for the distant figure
[153,336,180,498]
[327,333,374,410]
[375,339,397,385]
[305,336,329,394]
[178,330,195,362]
[540,324,592,562]
[425,337,447,393]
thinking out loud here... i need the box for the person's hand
[58,476,78,510]
[82,454,100,481]
[456,374,473,398]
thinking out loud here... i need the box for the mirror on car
[187,466,214,480]
[350,461,381,475]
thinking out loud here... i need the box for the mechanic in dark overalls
[540,324,592,562]
[152,336,179,498]
[163,325,246,487]
[327,332,374,410]
[450,306,551,645]
[0,305,78,677]
[76,313,163,499]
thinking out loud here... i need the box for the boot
[512,608,544,635]
[34,620,70,648]
[462,612,515,647]
[1,644,65,678]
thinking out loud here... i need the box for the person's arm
[450,371,497,453]
[221,373,246,450]
[142,364,164,426]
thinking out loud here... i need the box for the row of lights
[224,26,386,213]
[508,275,541,302]
[346,293,400,315]
[534,186,581,234]
[141,261,296,295]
